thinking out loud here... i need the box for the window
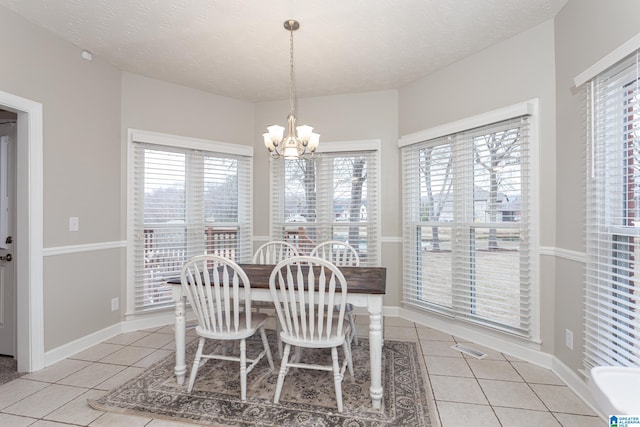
[400,103,536,338]
[270,141,379,265]
[584,51,640,368]
[128,131,252,313]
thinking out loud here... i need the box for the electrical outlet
[565,329,574,350]
[111,297,119,312]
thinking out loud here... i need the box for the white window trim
[129,129,253,156]
[125,129,253,317]
[399,102,536,148]
[398,99,541,343]
[574,32,640,88]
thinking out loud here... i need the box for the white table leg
[174,296,187,385]
[368,295,383,409]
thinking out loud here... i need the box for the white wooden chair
[252,240,300,264]
[310,241,360,345]
[180,254,274,401]
[252,240,300,355]
[269,256,354,413]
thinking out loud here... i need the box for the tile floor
[0,316,603,426]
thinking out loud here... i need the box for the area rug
[89,334,431,426]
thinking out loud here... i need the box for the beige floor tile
[98,346,156,366]
[436,401,500,427]
[511,361,565,385]
[479,379,546,410]
[89,411,152,426]
[3,383,86,418]
[104,331,150,346]
[430,375,487,404]
[21,358,91,383]
[96,366,145,391]
[383,316,415,327]
[530,384,598,415]
[417,327,455,342]
[452,341,506,361]
[154,324,176,335]
[44,388,105,425]
[131,333,175,349]
[0,413,37,427]
[161,333,198,351]
[139,325,164,333]
[502,352,525,362]
[132,349,173,368]
[422,340,464,358]
[70,343,125,362]
[467,359,523,382]
[0,379,49,409]
[0,317,602,427]
[552,413,604,427]
[56,363,125,388]
[493,407,561,426]
[423,355,473,377]
[384,325,418,341]
[30,421,74,426]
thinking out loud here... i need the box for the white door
[0,125,16,356]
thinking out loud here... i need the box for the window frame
[126,129,253,316]
[268,139,381,266]
[583,51,640,369]
[399,100,540,341]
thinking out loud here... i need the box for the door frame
[0,90,44,372]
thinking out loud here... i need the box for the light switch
[69,216,79,232]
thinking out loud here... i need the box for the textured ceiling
[0,0,567,102]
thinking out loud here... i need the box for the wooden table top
[168,263,386,295]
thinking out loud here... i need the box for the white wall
[0,6,123,350]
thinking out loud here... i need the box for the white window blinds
[271,146,379,265]
[130,137,252,312]
[402,114,533,337]
[584,50,640,369]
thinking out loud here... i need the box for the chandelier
[263,20,319,159]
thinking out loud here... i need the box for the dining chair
[310,241,360,345]
[180,254,274,401]
[269,256,354,413]
[252,240,300,264]
[252,240,301,355]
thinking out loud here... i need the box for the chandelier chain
[289,26,296,117]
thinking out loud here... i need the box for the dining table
[167,263,387,409]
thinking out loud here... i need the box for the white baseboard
[551,357,604,420]
[43,311,177,367]
[44,323,123,367]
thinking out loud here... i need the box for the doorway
[0,113,17,358]
[0,90,44,373]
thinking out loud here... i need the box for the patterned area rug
[89,334,431,426]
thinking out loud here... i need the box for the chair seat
[279,320,350,349]
[195,312,270,340]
